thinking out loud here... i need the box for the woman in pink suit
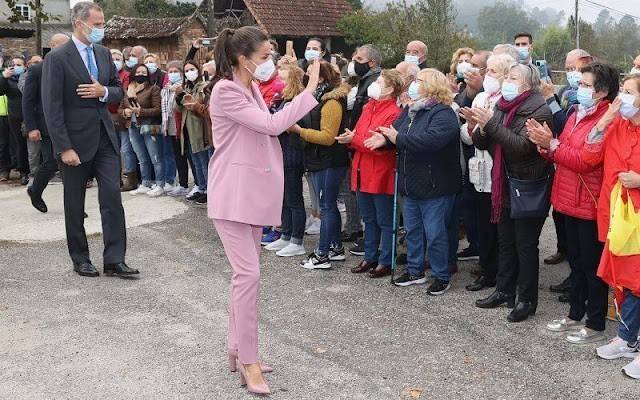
[207,27,320,395]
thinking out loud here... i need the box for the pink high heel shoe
[228,350,274,373]
[237,361,271,395]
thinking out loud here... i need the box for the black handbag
[507,171,552,219]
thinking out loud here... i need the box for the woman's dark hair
[133,63,150,82]
[580,62,620,102]
[318,61,341,89]
[308,37,326,53]
[183,59,202,87]
[213,26,269,82]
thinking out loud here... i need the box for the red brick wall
[0,36,37,58]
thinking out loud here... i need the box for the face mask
[456,61,472,78]
[133,75,147,84]
[517,47,529,61]
[576,86,595,108]
[168,72,181,84]
[404,55,420,65]
[12,66,25,76]
[145,62,158,74]
[501,82,520,101]
[113,60,123,71]
[367,82,383,100]
[566,71,582,89]
[304,49,321,62]
[126,57,138,69]
[249,59,275,82]
[354,61,370,77]
[483,75,501,95]
[407,81,421,101]
[630,68,640,75]
[83,22,104,44]
[347,61,357,77]
[185,70,199,82]
[619,93,640,119]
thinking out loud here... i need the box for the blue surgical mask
[576,86,595,108]
[83,22,104,44]
[517,47,529,61]
[126,57,138,69]
[145,62,158,74]
[566,71,582,89]
[113,60,123,71]
[304,49,321,62]
[620,93,640,119]
[407,81,421,101]
[404,55,420,65]
[168,72,181,84]
[501,82,520,101]
[12,65,25,76]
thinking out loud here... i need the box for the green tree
[134,0,196,18]
[535,25,571,70]
[476,1,540,47]
[346,0,363,10]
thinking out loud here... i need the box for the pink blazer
[207,75,318,226]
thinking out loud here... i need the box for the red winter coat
[258,74,285,109]
[349,98,401,195]
[549,101,609,220]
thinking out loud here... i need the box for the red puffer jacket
[549,100,609,220]
[349,98,401,195]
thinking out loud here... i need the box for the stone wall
[0,36,37,59]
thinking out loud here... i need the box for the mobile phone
[200,38,215,47]
[286,41,294,57]
[331,56,337,65]
[535,60,549,80]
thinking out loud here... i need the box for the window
[15,4,32,21]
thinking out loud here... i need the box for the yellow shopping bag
[607,181,640,256]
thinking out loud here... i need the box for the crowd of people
[1,4,640,392]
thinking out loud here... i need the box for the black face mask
[133,75,148,84]
[354,61,370,77]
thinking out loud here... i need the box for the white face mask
[347,61,357,77]
[404,55,420,65]
[367,82,383,100]
[456,61,472,77]
[185,70,199,82]
[630,67,640,75]
[483,75,501,95]
[249,59,276,82]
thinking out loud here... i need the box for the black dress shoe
[475,290,515,309]
[544,251,566,265]
[558,293,570,303]
[74,262,100,277]
[104,262,140,276]
[20,174,29,185]
[507,302,536,323]
[465,276,496,292]
[341,231,363,243]
[550,276,571,293]
[27,187,48,213]
[351,260,376,274]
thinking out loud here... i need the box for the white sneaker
[566,327,605,344]
[187,186,200,197]
[301,253,331,270]
[305,218,321,235]
[546,317,583,332]
[264,238,290,251]
[596,337,639,360]
[305,216,316,230]
[622,354,640,379]
[146,184,165,197]
[163,183,175,192]
[337,200,346,213]
[276,243,306,257]
[130,185,152,195]
[167,186,189,197]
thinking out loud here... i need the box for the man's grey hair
[475,50,492,67]
[131,45,148,58]
[493,44,520,64]
[71,1,102,24]
[567,48,591,59]
[508,62,541,91]
[110,49,123,58]
[359,44,382,67]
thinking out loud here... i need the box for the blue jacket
[394,103,462,200]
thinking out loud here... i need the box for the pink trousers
[213,219,262,364]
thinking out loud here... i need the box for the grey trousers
[27,139,41,177]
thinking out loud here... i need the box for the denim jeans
[158,135,176,185]
[119,129,137,173]
[129,125,164,187]
[618,291,640,343]
[447,193,462,265]
[357,191,394,266]
[404,195,456,281]
[311,167,347,256]
[184,134,210,191]
[281,166,306,244]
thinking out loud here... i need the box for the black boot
[466,276,497,292]
[550,276,571,293]
[507,302,536,323]
[475,290,515,309]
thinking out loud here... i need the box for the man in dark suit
[23,33,70,213]
[42,2,138,278]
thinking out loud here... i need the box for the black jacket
[300,84,350,172]
[0,74,23,120]
[394,103,462,200]
[22,62,46,134]
[349,69,380,130]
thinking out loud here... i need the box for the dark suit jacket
[42,39,124,161]
[22,62,46,135]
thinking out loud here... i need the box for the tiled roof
[105,15,194,40]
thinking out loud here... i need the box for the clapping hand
[526,119,553,149]
[459,107,478,130]
[378,125,398,144]
[335,129,355,144]
[364,132,387,150]
[470,107,494,129]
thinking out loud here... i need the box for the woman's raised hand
[305,59,321,94]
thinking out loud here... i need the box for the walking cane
[389,153,400,284]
